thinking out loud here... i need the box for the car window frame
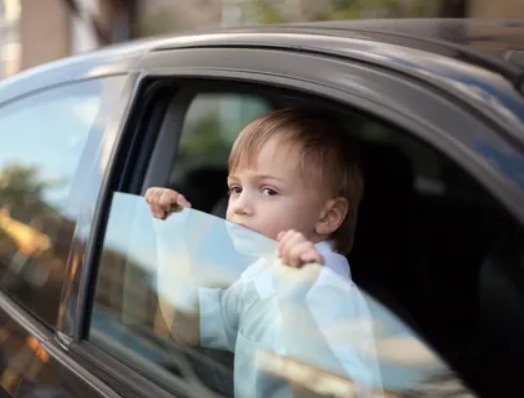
[72,46,524,398]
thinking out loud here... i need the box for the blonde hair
[229,107,364,254]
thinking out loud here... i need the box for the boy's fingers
[159,190,178,212]
[282,240,306,268]
[146,188,163,210]
[300,249,324,266]
[145,188,192,216]
[177,194,192,208]
[145,189,168,219]
[286,232,306,254]
[278,231,321,268]
[150,204,166,219]
[279,231,309,266]
[278,230,294,246]
[289,241,314,268]
[146,198,160,218]
[280,230,300,251]
[277,232,284,257]
[281,232,299,265]
[277,230,294,259]
[145,188,155,206]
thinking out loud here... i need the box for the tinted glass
[0,76,126,326]
[0,310,34,395]
[92,192,467,398]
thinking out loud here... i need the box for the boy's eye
[228,186,242,195]
[262,187,278,196]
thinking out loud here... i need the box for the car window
[86,88,509,397]
[91,191,468,398]
[0,76,126,327]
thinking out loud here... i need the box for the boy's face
[226,136,328,243]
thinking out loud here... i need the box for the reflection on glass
[93,193,476,397]
[0,76,126,326]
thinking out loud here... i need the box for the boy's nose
[232,192,254,216]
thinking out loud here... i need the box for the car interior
[112,82,524,397]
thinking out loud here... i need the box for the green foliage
[0,163,56,222]
[0,164,46,208]
[250,0,288,24]
[0,163,49,265]
[247,0,433,24]
[0,225,17,261]
[132,9,178,37]
[178,112,230,161]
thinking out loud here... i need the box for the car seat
[176,167,229,214]
[478,236,524,397]
[348,141,417,327]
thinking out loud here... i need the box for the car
[0,18,523,398]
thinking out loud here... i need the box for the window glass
[89,90,496,397]
[92,192,463,398]
[0,76,126,326]
[351,117,488,200]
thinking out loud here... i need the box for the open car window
[89,192,474,398]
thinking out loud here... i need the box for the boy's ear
[316,197,349,236]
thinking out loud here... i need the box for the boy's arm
[157,263,243,351]
[198,282,244,351]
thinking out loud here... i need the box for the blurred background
[0,0,523,77]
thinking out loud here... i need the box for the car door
[0,71,135,397]
[62,43,524,398]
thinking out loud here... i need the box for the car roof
[148,18,524,82]
[290,19,524,63]
[11,18,524,76]
[292,19,524,77]
[1,19,523,104]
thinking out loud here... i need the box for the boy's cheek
[225,206,234,223]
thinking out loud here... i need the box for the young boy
[146,107,381,397]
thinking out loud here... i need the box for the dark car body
[0,18,523,398]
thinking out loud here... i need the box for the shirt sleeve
[199,279,244,352]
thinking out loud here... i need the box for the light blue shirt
[199,242,383,398]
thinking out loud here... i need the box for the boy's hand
[145,187,191,219]
[277,230,324,268]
